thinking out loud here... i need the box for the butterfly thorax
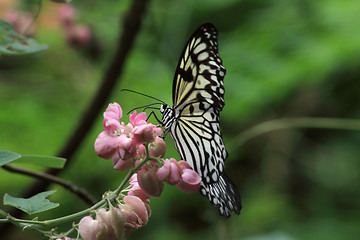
[160,104,177,130]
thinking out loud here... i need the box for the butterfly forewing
[173,24,226,111]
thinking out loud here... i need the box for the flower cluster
[78,196,151,240]
[78,102,202,240]
[59,5,92,47]
[94,103,165,171]
[3,9,35,37]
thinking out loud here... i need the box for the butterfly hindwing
[170,101,226,183]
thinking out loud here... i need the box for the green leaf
[15,155,66,169]
[4,191,59,215]
[0,20,47,56]
[0,150,21,166]
[0,150,66,168]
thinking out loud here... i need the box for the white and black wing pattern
[161,23,241,217]
[172,24,226,111]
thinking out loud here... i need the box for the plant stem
[1,143,158,228]
[5,199,106,228]
[114,143,160,195]
[2,165,97,205]
[0,209,8,218]
[229,117,360,151]
[23,0,42,36]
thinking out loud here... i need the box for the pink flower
[103,118,122,136]
[176,168,201,193]
[132,124,156,144]
[157,159,171,182]
[4,10,35,37]
[157,158,181,185]
[129,111,148,126]
[104,103,123,120]
[78,216,107,240]
[136,144,146,159]
[95,103,140,170]
[157,159,201,193]
[66,24,92,46]
[113,154,133,171]
[119,196,149,229]
[117,135,136,159]
[58,4,76,25]
[94,131,122,159]
[152,125,163,137]
[97,206,125,240]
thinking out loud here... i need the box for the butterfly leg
[147,111,162,125]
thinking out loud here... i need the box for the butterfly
[160,23,242,217]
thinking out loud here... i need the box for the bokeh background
[1,0,360,239]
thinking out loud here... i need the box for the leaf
[0,150,21,166]
[15,155,66,169]
[0,150,66,168]
[4,191,59,215]
[0,20,47,56]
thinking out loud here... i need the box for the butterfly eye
[160,104,167,113]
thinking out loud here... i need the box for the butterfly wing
[167,23,241,217]
[172,23,226,112]
[170,101,226,183]
[171,23,227,183]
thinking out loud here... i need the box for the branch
[229,117,360,151]
[2,165,97,205]
[0,0,150,236]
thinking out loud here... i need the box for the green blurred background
[1,0,360,239]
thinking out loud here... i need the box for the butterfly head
[159,104,168,114]
[160,104,175,130]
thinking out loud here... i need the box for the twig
[0,0,150,236]
[2,165,97,205]
[229,117,360,152]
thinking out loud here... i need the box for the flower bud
[104,103,123,120]
[128,174,150,200]
[149,137,166,158]
[97,205,125,240]
[137,167,164,198]
[78,215,107,240]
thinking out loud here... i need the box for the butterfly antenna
[121,89,165,104]
[127,102,162,115]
